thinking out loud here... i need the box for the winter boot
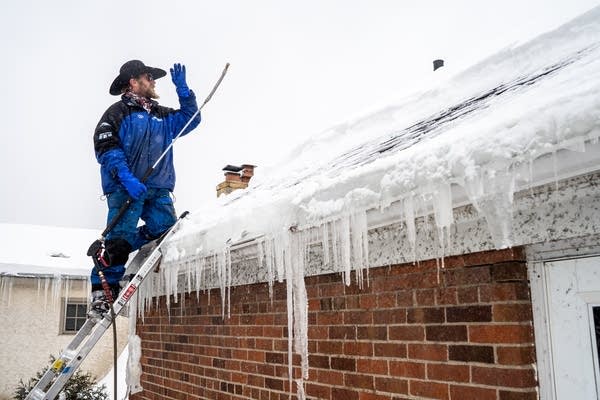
[88,286,120,320]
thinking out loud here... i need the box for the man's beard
[144,86,159,100]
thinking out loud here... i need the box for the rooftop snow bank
[0,224,99,276]
[165,5,600,259]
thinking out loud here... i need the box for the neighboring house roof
[163,6,600,262]
[0,224,99,277]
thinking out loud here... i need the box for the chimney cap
[222,164,243,173]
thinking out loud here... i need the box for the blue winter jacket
[93,92,201,194]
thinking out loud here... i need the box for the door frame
[529,253,600,400]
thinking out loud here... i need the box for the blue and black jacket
[93,92,201,194]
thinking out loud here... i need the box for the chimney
[216,164,256,197]
[433,59,444,71]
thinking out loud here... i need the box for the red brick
[450,385,497,400]
[374,342,407,358]
[463,248,525,267]
[410,380,449,400]
[491,262,527,282]
[332,388,359,400]
[264,377,284,391]
[444,266,491,286]
[472,366,537,388]
[397,290,414,306]
[389,361,426,379]
[331,357,356,371]
[469,325,533,344]
[344,310,373,325]
[389,325,425,341]
[437,288,458,305]
[407,307,445,324]
[343,341,374,356]
[358,393,392,400]
[357,359,388,375]
[345,373,375,390]
[377,293,397,308]
[374,308,407,324]
[318,311,343,325]
[493,304,533,322]
[305,383,330,399]
[427,363,470,383]
[318,340,343,354]
[416,289,436,305]
[480,282,530,302]
[457,287,479,304]
[496,346,536,365]
[308,354,329,369]
[448,345,494,364]
[360,294,379,309]
[316,369,344,385]
[374,377,409,394]
[357,326,388,340]
[320,283,345,297]
[426,325,468,342]
[446,305,492,322]
[408,344,448,361]
[498,390,538,400]
[329,326,357,340]
[308,325,328,339]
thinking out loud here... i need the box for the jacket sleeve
[94,105,123,158]
[93,104,136,181]
[165,90,202,139]
[97,148,132,180]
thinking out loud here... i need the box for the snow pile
[167,6,600,260]
[140,7,600,397]
[0,223,99,276]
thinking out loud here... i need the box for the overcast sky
[0,0,597,230]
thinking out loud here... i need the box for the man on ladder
[90,59,202,317]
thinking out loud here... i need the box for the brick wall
[131,247,536,400]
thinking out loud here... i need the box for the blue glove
[116,165,147,200]
[99,149,147,200]
[170,63,190,98]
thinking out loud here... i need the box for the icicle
[321,221,330,267]
[552,149,559,193]
[350,211,369,289]
[1,276,14,306]
[43,277,50,311]
[431,182,453,285]
[295,380,306,400]
[404,195,417,262]
[284,229,310,397]
[126,335,143,395]
[464,168,515,248]
[226,248,232,319]
[51,275,62,309]
[264,238,274,301]
[340,216,351,286]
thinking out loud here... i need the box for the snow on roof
[165,6,600,260]
[0,224,99,276]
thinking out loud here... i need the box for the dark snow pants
[90,188,177,290]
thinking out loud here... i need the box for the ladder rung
[28,388,45,400]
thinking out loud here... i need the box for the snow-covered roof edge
[162,5,600,263]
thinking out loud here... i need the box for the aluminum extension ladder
[25,212,188,400]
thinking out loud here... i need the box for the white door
[542,257,600,399]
